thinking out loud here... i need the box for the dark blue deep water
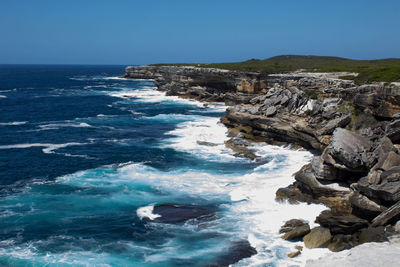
[0,65,317,266]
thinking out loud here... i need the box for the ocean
[0,65,326,266]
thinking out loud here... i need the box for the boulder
[280,219,311,240]
[358,226,389,244]
[316,210,369,235]
[311,156,338,181]
[374,151,400,171]
[356,166,400,204]
[287,250,301,258]
[275,184,314,204]
[386,119,400,143]
[280,219,308,233]
[372,137,398,163]
[395,221,400,232]
[210,240,257,266]
[265,106,277,117]
[349,191,387,221]
[318,114,351,136]
[151,204,216,224]
[303,227,332,249]
[328,234,359,252]
[329,128,373,171]
[294,164,350,198]
[372,200,400,226]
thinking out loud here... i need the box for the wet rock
[197,141,219,146]
[208,240,257,267]
[328,234,359,252]
[287,250,301,258]
[303,226,332,249]
[280,219,307,233]
[280,219,311,240]
[372,200,400,227]
[152,204,216,224]
[316,210,368,235]
[294,164,350,198]
[224,137,257,160]
[275,184,314,204]
[358,226,389,244]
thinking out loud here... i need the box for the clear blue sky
[1,0,399,65]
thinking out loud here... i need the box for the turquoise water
[0,65,321,266]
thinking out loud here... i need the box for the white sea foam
[165,117,234,161]
[0,121,27,126]
[0,95,7,98]
[103,76,131,81]
[108,87,216,108]
[38,122,92,130]
[0,142,87,157]
[60,145,327,266]
[129,116,327,265]
[136,205,161,220]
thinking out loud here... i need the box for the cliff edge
[124,65,400,257]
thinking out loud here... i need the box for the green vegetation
[152,55,400,84]
[304,89,318,100]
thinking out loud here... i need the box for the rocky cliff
[124,65,400,253]
[124,65,267,104]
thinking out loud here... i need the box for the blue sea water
[0,65,323,266]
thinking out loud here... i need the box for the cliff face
[124,65,266,104]
[124,65,400,252]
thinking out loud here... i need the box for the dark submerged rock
[207,240,257,267]
[152,204,217,224]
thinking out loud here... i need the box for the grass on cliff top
[151,55,400,84]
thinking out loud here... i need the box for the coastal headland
[124,56,400,262]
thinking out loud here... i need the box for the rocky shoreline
[124,65,400,262]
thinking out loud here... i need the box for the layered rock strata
[124,65,400,253]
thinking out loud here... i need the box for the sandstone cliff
[124,65,400,253]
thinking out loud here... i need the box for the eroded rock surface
[124,65,400,254]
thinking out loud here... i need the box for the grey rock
[372,200,400,226]
[329,128,373,171]
[319,115,351,135]
[265,106,277,117]
[280,95,290,106]
[311,156,340,181]
[294,164,350,198]
[374,151,400,171]
[356,166,400,204]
